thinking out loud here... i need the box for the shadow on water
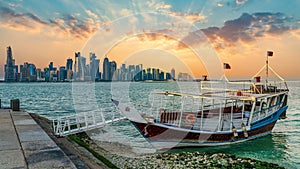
[167,134,297,168]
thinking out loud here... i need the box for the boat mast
[266,52,268,84]
[266,51,273,84]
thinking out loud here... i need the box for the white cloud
[236,0,248,6]
[85,10,99,19]
[217,3,224,7]
[120,9,132,16]
[170,12,206,24]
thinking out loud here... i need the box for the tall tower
[4,46,17,82]
[89,53,100,81]
[78,55,86,81]
[171,68,175,80]
[74,52,79,79]
[74,52,86,81]
[66,58,73,70]
[110,61,117,80]
[103,57,110,81]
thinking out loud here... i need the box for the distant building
[159,71,165,81]
[4,46,18,82]
[66,58,73,70]
[110,61,117,80]
[44,68,50,82]
[59,66,67,81]
[153,68,160,80]
[36,68,43,81]
[178,72,191,81]
[103,57,110,81]
[89,53,100,81]
[66,70,73,81]
[49,62,54,71]
[20,62,37,82]
[142,69,147,80]
[147,68,152,80]
[134,64,143,81]
[166,73,172,80]
[115,68,121,81]
[171,68,175,80]
[74,52,79,78]
[128,65,135,81]
[74,52,86,81]
[120,64,127,81]
[50,70,57,81]
[66,58,73,80]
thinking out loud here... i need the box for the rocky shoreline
[110,152,284,169]
[80,130,285,169]
[31,113,284,169]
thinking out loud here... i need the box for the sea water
[0,81,299,168]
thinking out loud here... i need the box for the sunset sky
[1,0,300,79]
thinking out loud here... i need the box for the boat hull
[131,106,288,149]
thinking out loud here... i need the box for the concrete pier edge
[0,109,81,169]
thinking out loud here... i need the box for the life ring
[185,114,196,125]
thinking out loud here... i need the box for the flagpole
[266,53,268,84]
[266,51,273,85]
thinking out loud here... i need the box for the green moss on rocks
[67,133,119,169]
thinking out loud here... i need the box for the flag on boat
[223,63,231,69]
[267,51,273,56]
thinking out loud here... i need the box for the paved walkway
[0,109,77,169]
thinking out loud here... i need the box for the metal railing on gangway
[53,110,127,136]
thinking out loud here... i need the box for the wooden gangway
[53,111,127,136]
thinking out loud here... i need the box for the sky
[0,0,300,79]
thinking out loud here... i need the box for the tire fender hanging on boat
[185,114,196,125]
[232,125,238,138]
[241,123,248,138]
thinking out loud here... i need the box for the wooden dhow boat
[112,54,289,149]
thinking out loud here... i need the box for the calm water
[0,81,299,168]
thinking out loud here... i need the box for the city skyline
[1,1,300,79]
[2,46,183,82]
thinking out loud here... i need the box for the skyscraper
[20,62,37,82]
[171,68,176,80]
[59,66,66,81]
[78,56,86,81]
[66,58,73,70]
[110,61,117,80]
[147,68,152,80]
[49,62,54,71]
[66,58,73,81]
[74,52,86,81]
[103,57,110,81]
[134,64,143,81]
[74,52,79,80]
[128,65,135,81]
[89,53,100,81]
[4,46,17,82]
[121,63,127,81]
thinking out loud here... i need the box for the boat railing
[200,79,288,95]
[251,101,284,122]
[150,86,287,132]
[156,107,250,132]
